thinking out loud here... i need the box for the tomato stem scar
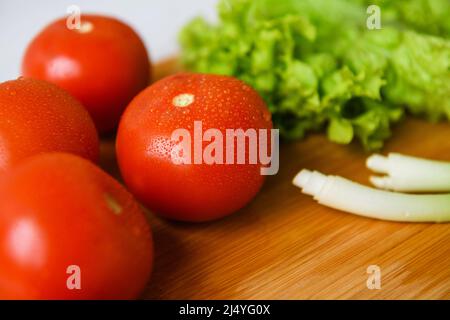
[77,21,94,34]
[104,193,122,215]
[173,93,195,107]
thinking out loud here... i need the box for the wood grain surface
[101,58,450,300]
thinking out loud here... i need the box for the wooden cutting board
[101,58,450,300]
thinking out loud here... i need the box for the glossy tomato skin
[117,73,273,222]
[22,15,151,133]
[0,153,153,299]
[0,78,99,173]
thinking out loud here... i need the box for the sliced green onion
[293,169,450,223]
[367,153,450,193]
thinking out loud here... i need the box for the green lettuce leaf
[180,0,450,150]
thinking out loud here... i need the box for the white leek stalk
[293,170,450,223]
[367,153,450,193]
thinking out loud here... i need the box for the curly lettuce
[180,0,450,150]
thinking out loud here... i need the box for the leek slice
[367,153,450,193]
[293,170,450,223]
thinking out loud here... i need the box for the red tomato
[116,73,273,222]
[22,15,151,133]
[0,78,99,173]
[0,153,153,299]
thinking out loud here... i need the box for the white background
[0,0,218,81]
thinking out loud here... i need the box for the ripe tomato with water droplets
[0,77,99,173]
[116,73,273,222]
[0,153,153,299]
[22,15,151,133]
